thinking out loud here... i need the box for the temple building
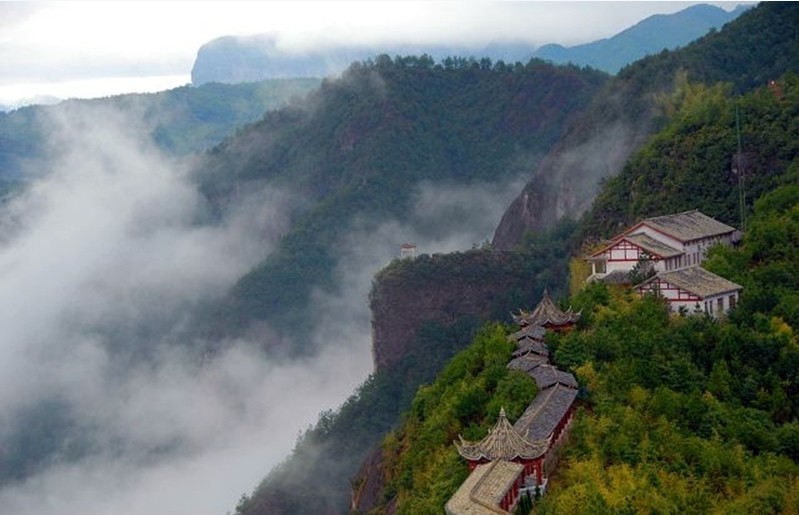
[447,290,580,514]
[456,408,549,473]
[637,266,743,317]
[587,210,740,280]
[449,409,548,515]
[399,242,417,259]
[511,290,581,332]
[586,210,743,316]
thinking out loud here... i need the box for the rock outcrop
[369,251,554,372]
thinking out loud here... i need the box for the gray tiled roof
[512,337,550,358]
[514,384,578,441]
[508,324,547,342]
[445,460,524,515]
[640,266,743,298]
[638,210,736,242]
[507,353,549,374]
[625,233,683,258]
[529,364,577,390]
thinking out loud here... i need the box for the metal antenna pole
[735,106,746,233]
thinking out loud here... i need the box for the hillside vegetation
[494,2,799,249]
[233,224,576,514]
[583,72,799,239]
[198,56,606,346]
[539,179,799,513]
[340,74,799,515]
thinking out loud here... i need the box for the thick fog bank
[0,106,371,515]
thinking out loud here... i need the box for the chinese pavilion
[511,290,581,332]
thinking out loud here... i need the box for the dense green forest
[336,88,799,514]
[233,225,576,514]
[230,5,799,514]
[198,56,606,346]
[539,178,799,513]
[583,72,799,240]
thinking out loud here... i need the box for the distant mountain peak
[190,3,751,85]
[533,3,751,74]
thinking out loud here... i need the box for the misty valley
[1,3,799,515]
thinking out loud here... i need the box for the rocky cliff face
[369,251,550,372]
[491,119,647,249]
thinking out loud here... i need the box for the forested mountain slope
[233,226,575,515]
[582,72,799,240]
[0,78,320,179]
[538,180,799,513]
[330,57,799,515]
[196,56,606,348]
[493,1,799,250]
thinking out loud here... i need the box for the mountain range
[533,3,750,73]
[1,2,797,514]
[190,3,749,84]
[225,3,799,513]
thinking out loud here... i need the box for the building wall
[592,239,667,276]
[638,278,740,317]
[595,227,736,277]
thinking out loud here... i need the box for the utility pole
[734,105,747,233]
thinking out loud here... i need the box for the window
[729,294,737,310]
[594,260,606,274]
[717,297,724,313]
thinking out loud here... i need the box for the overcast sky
[0,1,746,106]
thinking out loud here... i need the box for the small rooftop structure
[512,290,581,330]
[399,242,416,259]
[507,353,550,374]
[508,324,547,343]
[456,408,549,463]
[511,337,550,359]
[528,364,579,391]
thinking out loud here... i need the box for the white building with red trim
[636,266,743,317]
[587,210,741,280]
[586,210,743,317]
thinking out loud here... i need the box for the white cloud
[0,104,371,515]
[0,2,743,84]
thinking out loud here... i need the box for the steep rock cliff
[370,250,561,372]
